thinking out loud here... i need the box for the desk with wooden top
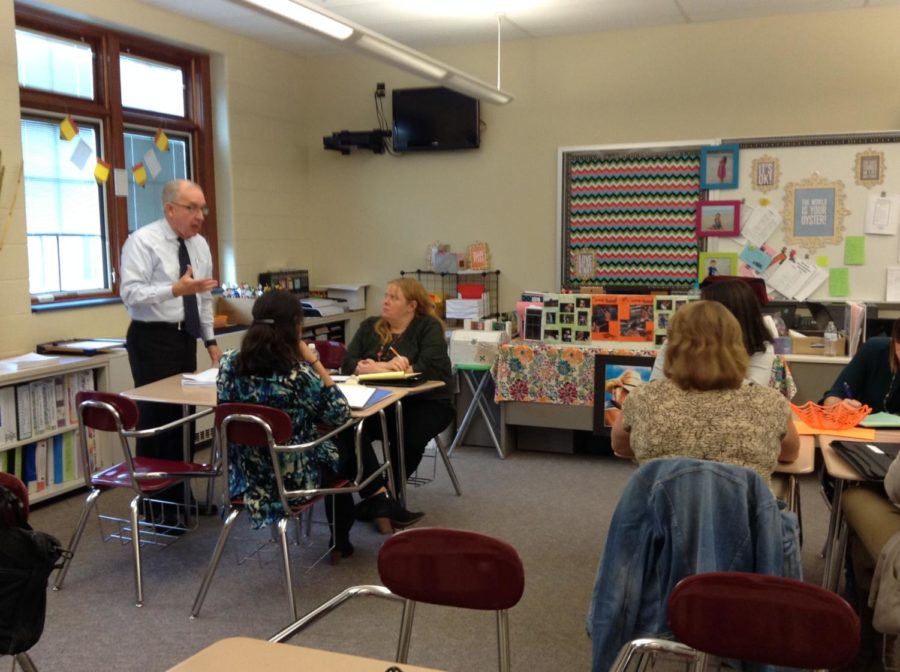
[122,374,444,505]
[168,636,444,671]
[816,429,900,591]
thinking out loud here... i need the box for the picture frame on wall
[700,144,740,189]
[696,200,741,237]
[593,354,655,436]
[855,149,885,188]
[698,251,738,283]
[783,174,849,252]
[751,154,780,193]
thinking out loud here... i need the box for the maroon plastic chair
[270,527,525,672]
[52,391,218,607]
[190,402,382,620]
[610,571,861,671]
[312,340,347,371]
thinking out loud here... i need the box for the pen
[390,346,402,358]
[842,381,853,399]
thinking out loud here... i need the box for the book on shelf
[0,386,16,444]
[15,384,32,440]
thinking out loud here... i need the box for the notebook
[356,371,424,386]
[859,412,900,428]
[336,384,392,409]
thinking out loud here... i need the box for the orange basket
[790,401,872,430]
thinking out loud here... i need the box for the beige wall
[2,1,900,356]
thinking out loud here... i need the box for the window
[15,6,216,307]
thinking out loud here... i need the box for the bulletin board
[706,132,900,302]
[559,132,900,302]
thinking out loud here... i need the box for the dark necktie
[177,237,202,340]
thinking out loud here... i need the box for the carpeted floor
[19,440,855,671]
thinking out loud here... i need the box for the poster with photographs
[541,293,592,343]
[591,294,655,342]
[653,294,699,346]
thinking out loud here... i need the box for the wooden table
[168,636,444,671]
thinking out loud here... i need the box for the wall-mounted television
[392,86,480,152]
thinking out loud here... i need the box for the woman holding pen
[342,277,454,529]
[822,317,900,413]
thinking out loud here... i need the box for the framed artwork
[593,354,655,436]
[698,251,738,283]
[467,241,491,270]
[700,144,739,189]
[696,200,741,237]
[750,154,780,193]
[783,174,849,252]
[855,149,885,188]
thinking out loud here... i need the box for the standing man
[120,179,219,516]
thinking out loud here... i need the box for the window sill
[31,296,122,313]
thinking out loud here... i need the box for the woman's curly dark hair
[234,289,303,376]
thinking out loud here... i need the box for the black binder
[829,440,900,481]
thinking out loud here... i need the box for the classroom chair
[312,339,347,372]
[269,526,525,672]
[52,391,219,607]
[190,402,391,620]
[610,571,860,671]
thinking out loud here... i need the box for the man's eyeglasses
[169,201,210,216]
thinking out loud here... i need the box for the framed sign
[855,149,885,188]
[593,354,655,436]
[783,174,849,252]
[467,242,491,270]
[750,154,780,193]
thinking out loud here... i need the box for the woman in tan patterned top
[611,300,799,483]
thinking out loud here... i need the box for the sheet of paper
[766,258,818,300]
[143,148,162,178]
[886,268,900,301]
[181,368,218,386]
[792,419,875,439]
[740,205,782,247]
[829,267,849,297]
[336,383,375,409]
[794,266,827,301]
[738,243,774,274]
[843,236,865,265]
[864,194,900,235]
[70,138,93,171]
[114,168,128,197]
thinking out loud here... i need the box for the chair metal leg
[497,608,511,672]
[129,495,144,607]
[52,487,101,591]
[608,638,705,672]
[395,599,416,663]
[395,400,407,507]
[435,434,462,496]
[14,652,39,672]
[190,507,242,618]
[277,518,298,620]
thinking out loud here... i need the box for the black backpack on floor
[0,483,67,656]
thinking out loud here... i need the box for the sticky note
[59,115,79,141]
[154,128,169,152]
[829,267,849,297]
[816,256,828,268]
[94,158,111,184]
[132,162,147,187]
[844,236,865,265]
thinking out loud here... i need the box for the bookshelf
[0,355,113,504]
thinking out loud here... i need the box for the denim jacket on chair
[587,458,801,672]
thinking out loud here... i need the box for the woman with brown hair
[342,277,454,528]
[612,300,799,482]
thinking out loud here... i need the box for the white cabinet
[0,355,114,504]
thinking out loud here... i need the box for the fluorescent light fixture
[231,0,514,104]
[354,35,448,80]
[445,73,513,105]
[240,0,354,40]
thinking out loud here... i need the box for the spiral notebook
[859,412,900,428]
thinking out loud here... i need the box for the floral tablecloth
[492,341,797,406]
[492,342,657,406]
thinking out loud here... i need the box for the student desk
[122,374,407,497]
[168,636,444,671]
[817,430,900,591]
